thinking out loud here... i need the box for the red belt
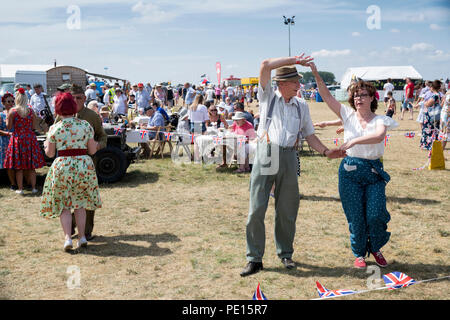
[57,149,88,157]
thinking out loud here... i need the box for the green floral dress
[40,118,101,218]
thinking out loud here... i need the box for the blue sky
[1,0,449,85]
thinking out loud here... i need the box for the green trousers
[246,142,300,262]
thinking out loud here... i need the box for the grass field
[0,100,449,300]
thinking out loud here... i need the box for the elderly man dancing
[240,54,345,277]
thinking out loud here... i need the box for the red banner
[216,62,221,86]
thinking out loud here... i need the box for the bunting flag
[212,136,223,145]
[237,137,246,148]
[315,281,357,298]
[384,134,391,147]
[252,283,268,300]
[382,272,417,290]
[404,132,415,138]
[140,130,147,140]
[163,132,172,141]
[191,134,195,144]
[333,138,339,146]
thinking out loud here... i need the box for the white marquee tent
[340,66,423,90]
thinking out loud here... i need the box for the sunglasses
[5,100,14,103]
[210,109,217,112]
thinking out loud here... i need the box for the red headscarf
[54,92,77,116]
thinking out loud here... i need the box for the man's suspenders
[263,95,303,147]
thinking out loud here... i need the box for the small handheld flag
[405,132,415,138]
[252,283,268,300]
[333,138,339,146]
[382,272,416,290]
[316,281,357,298]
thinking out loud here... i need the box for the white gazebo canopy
[340,66,422,90]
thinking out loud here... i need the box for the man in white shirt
[205,85,215,104]
[226,85,235,102]
[30,84,47,117]
[112,87,127,115]
[85,83,98,102]
[240,55,345,277]
[383,78,395,108]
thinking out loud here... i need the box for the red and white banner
[216,62,221,85]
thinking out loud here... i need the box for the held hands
[294,53,314,66]
[325,148,346,158]
[336,126,344,135]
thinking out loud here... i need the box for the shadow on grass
[99,169,159,188]
[264,261,450,280]
[301,194,440,205]
[78,233,180,257]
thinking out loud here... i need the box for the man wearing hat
[55,84,107,240]
[30,84,52,132]
[136,83,151,113]
[85,83,98,103]
[240,54,346,277]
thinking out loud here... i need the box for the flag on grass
[316,281,357,298]
[383,272,416,290]
[252,283,268,300]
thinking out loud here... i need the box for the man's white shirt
[257,81,315,147]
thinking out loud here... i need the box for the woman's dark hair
[431,80,441,91]
[348,80,378,112]
[54,92,77,116]
[1,92,14,104]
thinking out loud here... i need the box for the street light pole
[283,16,295,56]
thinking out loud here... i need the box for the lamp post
[283,16,295,56]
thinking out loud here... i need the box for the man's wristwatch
[322,148,329,156]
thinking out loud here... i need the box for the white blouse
[340,104,398,160]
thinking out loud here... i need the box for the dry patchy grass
[0,101,448,300]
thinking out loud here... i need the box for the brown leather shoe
[240,262,263,277]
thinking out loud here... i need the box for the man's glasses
[353,93,370,99]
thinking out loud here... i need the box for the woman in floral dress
[0,93,17,190]
[4,88,45,195]
[40,93,101,251]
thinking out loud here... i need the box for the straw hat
[272,65,303,82]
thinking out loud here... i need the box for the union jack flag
[237,137,246,148]
[382,272,416,290]
[114,128,123,136]
[384,134,391,146]
[252,283,268,300]
[164,132,172,141]
[212,136,222,145]
[333,138,339,146]
[140,130,147,140]
[316,281,357,298]
[404,132,415,138]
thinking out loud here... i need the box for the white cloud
[428,50,450,61]
[351,32,360,37]
[311,49,351,58]
[0,49,32,62]
[392,42,434,54]
[390,28,400,33]
[131,1,179,24]
[429,24,442,31]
